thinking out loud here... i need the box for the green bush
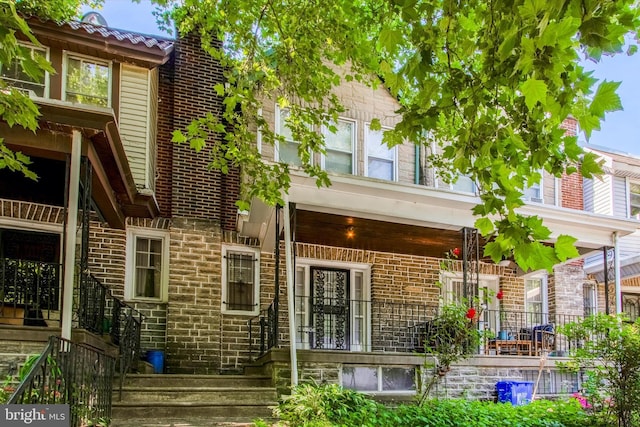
[271,383,600,427]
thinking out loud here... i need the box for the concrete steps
[110,374,277,426]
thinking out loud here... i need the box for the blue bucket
[146,350,165,374]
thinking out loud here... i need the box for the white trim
[62,51,112,107]
[627,178,640,219]
[256,108,263,154]
[124,227,170,303]
[523,272,549,319]
[364,123,398,182]
[0,218,63,234]
[320,117,357,175]
[221,244,261,316]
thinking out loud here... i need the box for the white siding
[592,174,613,216]
[147,68,158,193]
[613,176,628,218]
[583,177,594,212]
[119,65,153,191]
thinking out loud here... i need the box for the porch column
[61,129,82,340]
[614,232,622,314]
[283,196,298,387]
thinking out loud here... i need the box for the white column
[614,232,622,315]
[283,196,298,387]
[61,130,82,340]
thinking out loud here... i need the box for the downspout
[61,130,82,340]
[614,232,622,314]
[283,195,298,386]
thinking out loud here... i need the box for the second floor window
[630,181,640,219]
[0,44,48,97]
[451,174,477,194]
[64,54,110,107]
[276,107,303,167]
[323,119,355,174]
[366,124,396,181]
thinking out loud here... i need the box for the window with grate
[222,246,260,315]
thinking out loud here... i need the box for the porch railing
[248,297,585,358]
[8,336,115,427]
[248,299,277,358]
[0,258,61,327]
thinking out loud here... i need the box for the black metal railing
[77,273,107,335]
[0,258,61,327]
[117,302,143,399]
[481,309,583,356]
[248,299,277,358]
[8,336,115,427]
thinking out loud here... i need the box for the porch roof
[240,172,639,259]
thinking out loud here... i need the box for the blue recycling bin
[146,350,165,374]
[496,380,533,406]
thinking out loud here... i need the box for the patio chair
[520,324,555,355]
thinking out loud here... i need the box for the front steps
[110,374,278,426]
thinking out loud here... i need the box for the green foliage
[157,0,639,273]
[269,384,596,427]
[0,0,100,179]
[274,381,379,426]
[559,314,640,427]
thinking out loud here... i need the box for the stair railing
[8,336,115,427]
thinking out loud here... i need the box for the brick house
[1,17,638,402]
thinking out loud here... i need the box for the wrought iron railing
[481,309,583,356]
[0,258,61,327]
[248,299,277,358]
[77,273,107,334]
[8,336,115,427]
[117,302,144,399]
[248,298,586,358]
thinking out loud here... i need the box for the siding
[613,176,628,218]
[119,64,151,191]
[583,177,594,212]
[592,174,612,215]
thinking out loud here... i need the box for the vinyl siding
[612,176,628,218]
[119,64,151,191]
[592,174,613,216]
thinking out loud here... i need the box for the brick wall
[559,117,583,210]
[163,33,240,229]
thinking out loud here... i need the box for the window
[276,107,303,167]
[0,44,48,97]
[342,366,416,393]
[64,54,110,107]
[525,276,547,324]
[524,171,543,202]
[451,174,477,194]
[365,124,397,181]
[629,181,640,219]
[222,246,260,314]
[583,282,597,316]
[323,119,355,174]
[125,229,169,302]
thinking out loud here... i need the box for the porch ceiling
[294,210,467,259]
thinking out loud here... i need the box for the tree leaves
[520,78,548,111]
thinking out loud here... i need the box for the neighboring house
[1,17,638,403]
[582,146,640,319]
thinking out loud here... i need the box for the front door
[310,267,350,350]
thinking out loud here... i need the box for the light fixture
[346,225,355,239]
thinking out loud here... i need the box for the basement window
[342,366,416,393]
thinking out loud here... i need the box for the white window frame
[583,282,598,316]
[524,273,548,324]
[340,365,417,394]
[0,42,50,98]
[523,170,544,203]
[274,105,304,166]
[294,258,371,351]
[364,123,398,181]
[321,118,356,175]
[124,227,169,303]
[221,245,260,316]
[450,174,477,194]
[62,51,112,108]
[628,179,640,220]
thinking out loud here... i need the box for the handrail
[8,336,115,427]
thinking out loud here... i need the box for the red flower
[496,290,504,300]
[451,247,461,257]
[465,307,476,320]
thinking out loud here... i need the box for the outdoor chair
[520,324,555,355]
